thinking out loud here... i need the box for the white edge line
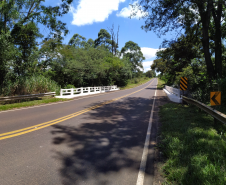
[0,79,155,114]
[136,79,157,185]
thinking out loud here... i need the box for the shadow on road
[50,89,166,184]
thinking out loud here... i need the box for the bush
[64,84,76,89]
[0,75,60,96]
[134,78,139,84]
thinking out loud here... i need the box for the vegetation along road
[0,78,160,185]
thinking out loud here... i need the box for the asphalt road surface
[0,78,158,185]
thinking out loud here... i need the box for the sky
[41,0,177,72]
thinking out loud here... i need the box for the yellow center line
[0,79,155,140]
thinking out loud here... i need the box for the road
[0,78,159,185]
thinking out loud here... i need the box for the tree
[0,30,17,88]
[94,29,112,50]
[151,34,201,84]
[68,34,86,48]
[84,38,95,49]
[133,0,226,80]
[0,0,73,83]
[121,41,145,72]
[145,70,156,78]
[11,21,42,76]
[108,24,120,56]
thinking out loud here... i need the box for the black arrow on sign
[211,92,220,105]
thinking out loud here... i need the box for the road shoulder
[153,89,169,185]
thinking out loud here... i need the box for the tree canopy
[121,41,145,72]
[134,0,226,80]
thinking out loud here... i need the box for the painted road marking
[0,79,156,140]
[0,79,153,114]
[136,79,157,185]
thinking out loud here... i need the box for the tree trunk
[112,34,114,55]
[198,2,215,80]
[211,1,223,78]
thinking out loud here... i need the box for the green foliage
[173,64,211,103]
[217,77,226,106]
[157,78,165,89]
[136,0,226,80]
[121,41,145,73]
[0,0,73,95]
[84,38,95,49]
[0,75,60,96]
[44,44,133,88]
[145,70,156,78]
[64,84,76,89]
[0,30,18,87]
[0,19,138,97]
[120,77,150,90]
[94,29,112,51]
[68,34,86,48]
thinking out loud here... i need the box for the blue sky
[42,0,176,72]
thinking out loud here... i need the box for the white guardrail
[55,85,120,99]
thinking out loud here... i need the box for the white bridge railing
[165,85,181,97]
[55,85,119,98]
[163,85,182,103]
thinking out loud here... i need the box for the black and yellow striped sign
[180,77,188,91]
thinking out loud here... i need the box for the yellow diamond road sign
[180,77,188,91]
[210,92,221,106]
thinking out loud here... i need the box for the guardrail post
[71,88,74,96]
[60,89,63,96]
[214,117,217,124]
[182,91,185,105]
[88,87,90,94]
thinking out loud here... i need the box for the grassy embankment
[120,77,153,90]
[0,77,154,111]
[0,97,70,111]
[157,79,226,184]
[157,78,166,89]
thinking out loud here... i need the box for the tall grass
[0,75,60,96]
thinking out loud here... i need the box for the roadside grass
[0,96,71,111]
[120,77,153,90]
[157,78,166,89]
[159,103,226,185]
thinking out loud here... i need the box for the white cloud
[142,61,154,72]
[70,0,126,26]
[116,1,148,19]
[141,47,165,60]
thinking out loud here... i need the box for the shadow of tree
[50,95,159,184]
